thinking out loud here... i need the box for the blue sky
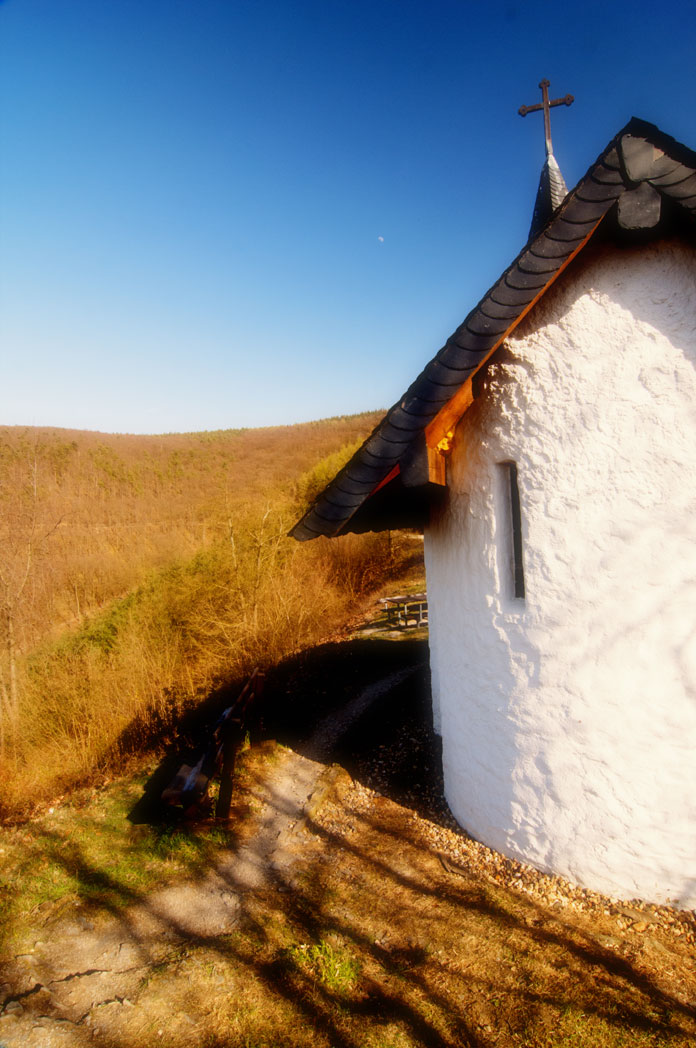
[2,0,695,434]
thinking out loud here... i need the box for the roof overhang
[291,118,696,541]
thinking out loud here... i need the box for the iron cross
[519,79,574,156]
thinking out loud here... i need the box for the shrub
[1,501,415,814]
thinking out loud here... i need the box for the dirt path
[2,663,424,1048]
[0,657,422,1048]
[0,746,333,1047]
[305,664,423,758]
[1,655,694,1048]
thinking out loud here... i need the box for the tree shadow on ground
[3,760,695,1048]
[129,635,453,830]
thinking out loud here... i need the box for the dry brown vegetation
[0,415,418,814]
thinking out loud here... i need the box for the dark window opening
[501,461,525,600]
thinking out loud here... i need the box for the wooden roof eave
[424,213,607,450]
[290,207,611,542]
[290,119,696,543]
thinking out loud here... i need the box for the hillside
[0,412,422,814]
[0,414,382,643]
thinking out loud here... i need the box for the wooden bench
[161,667,264,820]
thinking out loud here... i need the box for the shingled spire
[519,79,574,239]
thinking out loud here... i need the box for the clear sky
[2,0,695,434]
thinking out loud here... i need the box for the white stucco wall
[424,239,696,907]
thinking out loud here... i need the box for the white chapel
[292,113,696,908]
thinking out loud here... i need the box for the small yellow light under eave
[436,430,455,455]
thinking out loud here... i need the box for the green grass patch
[0,764,234,956]
[286,936,361,995]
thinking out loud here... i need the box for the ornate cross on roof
[519,79,574,156]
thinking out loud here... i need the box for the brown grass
[0,414,382,646]
[0,414,422,816]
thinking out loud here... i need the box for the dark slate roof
[291,118,696,542]
[529,152,569,240]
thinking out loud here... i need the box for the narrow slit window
[501,461,526,600]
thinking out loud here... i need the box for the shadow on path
[131,635,453,830]
[252,636,452,827]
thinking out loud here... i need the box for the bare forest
[0,414,416,816]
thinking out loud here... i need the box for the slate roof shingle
[291,118,696,542]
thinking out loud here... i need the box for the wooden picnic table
[379,593,428,629]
